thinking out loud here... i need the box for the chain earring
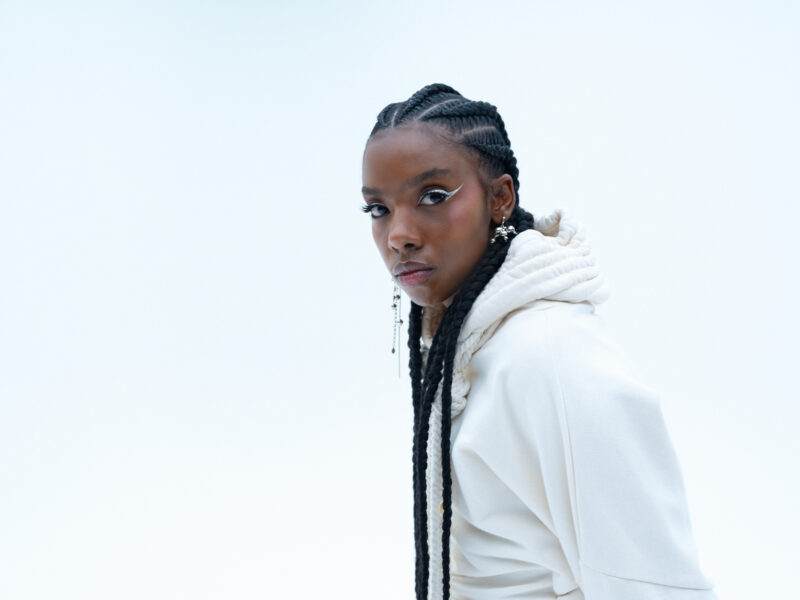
[490,215,518,245]
[391,283,403,376]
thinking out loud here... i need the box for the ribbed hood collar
[420,208,610,419]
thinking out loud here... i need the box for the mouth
[393,262,435,287]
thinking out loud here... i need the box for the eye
[361,203,389,218]
[418,184,463,207]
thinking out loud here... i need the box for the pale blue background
[1,1,798,598]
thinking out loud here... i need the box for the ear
[489,174,516,225]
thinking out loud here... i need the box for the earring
[391,283,403,377]
[490,215,517,244]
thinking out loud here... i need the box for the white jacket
[420,209,717,599]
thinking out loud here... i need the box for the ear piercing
[490,215,517,244]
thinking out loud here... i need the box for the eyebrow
[362,167,452,196]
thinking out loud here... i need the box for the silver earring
[391,283,403,376]
[490,215,517,244]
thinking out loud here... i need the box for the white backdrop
[1,1,798,598]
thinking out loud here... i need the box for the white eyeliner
[442,184,463,199]
[420,184,463,204]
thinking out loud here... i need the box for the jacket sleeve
[484,303,718,599]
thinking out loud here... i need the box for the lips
[393,261,435,287]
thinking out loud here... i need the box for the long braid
[413,306,458,598]
[411,304,458,598]
[407,304,426,597]
[369,83,534,599]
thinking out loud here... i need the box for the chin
[399,288,431,307]
[404,288,451,308]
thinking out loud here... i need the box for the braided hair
[368,83,535,600]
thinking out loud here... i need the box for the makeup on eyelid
[426,183,463,203]
[361,183,464,218]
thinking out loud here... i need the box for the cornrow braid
[369,83,535,600]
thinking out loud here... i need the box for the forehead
[362,123,478,186]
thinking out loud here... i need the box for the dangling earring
[490,215,517,244]
[391,283,403,376]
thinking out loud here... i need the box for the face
[361,123,496,308]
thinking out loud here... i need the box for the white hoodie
[420,209,717,599]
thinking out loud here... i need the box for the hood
[420,208,610,418]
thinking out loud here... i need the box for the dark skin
[362,123,516,308]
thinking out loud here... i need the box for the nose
[387,206,423,253]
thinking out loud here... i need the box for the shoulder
[468,299,660,425]
[477,299,640,382]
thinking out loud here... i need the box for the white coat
[418,209,717,599]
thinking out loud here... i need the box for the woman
[360,83,717,600]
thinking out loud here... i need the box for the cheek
[371,221,390,262]
[445,199,489,252]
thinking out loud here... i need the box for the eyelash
[361,185,463,219]
[361,203,388,218]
